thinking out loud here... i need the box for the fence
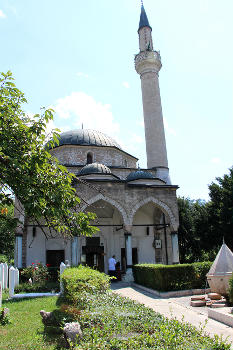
[0,263,19,306]
[0,261,69,306]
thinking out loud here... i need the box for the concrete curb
[208,307,233,328]
[12,292,59,299]
[132,282,210,298]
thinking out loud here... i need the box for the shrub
[14,281,59,294]
[61,266,111,307]
[228,273,233,304]
[133,261,212,292]
[0,254,8,263]
[20,262,48,283]
[0,308,11,325]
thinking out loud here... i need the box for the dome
[126,170,155,182]
[79,163,112,176]
[52,129,121,149]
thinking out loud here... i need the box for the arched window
[87,152,93,164]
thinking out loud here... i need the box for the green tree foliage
[178,167,233,262]
[178,197,218,263]
[0,203,15,260]
[208,167,233,250]
[0,71,97,238]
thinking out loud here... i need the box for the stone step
[191,295,206,301]
[190,300,206,307]
[208,292,222,300]
[211,303,227,308]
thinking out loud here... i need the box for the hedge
[132,261,212,292]
[61,265,111,306]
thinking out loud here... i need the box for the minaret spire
[139,2,151,32]
[135,4,170,183]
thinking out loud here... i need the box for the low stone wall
[132,282,211,298]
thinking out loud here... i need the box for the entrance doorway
[82,237,104,272]
[46,250,65,267]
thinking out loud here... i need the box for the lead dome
[126,170,155,182]
[79,163,112,176]
[53,129,121,149]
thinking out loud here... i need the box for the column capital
[123,225,133,234]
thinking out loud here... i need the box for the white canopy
[207,243,233,275]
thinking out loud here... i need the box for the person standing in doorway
[108,255,116,280]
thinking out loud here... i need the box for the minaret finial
[141,0,143,6]
[223,237,225,244]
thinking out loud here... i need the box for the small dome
[51,129,121,149]
[79,163,112,176]
[126,170,155,182]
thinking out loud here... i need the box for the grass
[0,293,58,350]
[0,288,231,350]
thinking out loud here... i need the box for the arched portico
[81,193,129,226]
[80,194,130,273]
[128,196,179,265]
[129,196,178,231]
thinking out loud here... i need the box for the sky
[1,0,233,201]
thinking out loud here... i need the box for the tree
[0,203,15,260]
[208,167,233,251]
[178,197,216,263]
[0,71,97,238]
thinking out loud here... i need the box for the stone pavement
[111,282,233,348]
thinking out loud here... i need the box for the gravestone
[0,282,2,308]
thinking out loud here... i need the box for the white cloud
[164,118,177,136]
[53,91,120,141]
[0,9,6,18]
[76,72,89,78]
[211,157,221,164]
[122,81,130,89]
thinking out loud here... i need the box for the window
[87,152,93,164]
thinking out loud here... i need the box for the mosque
[14,4,180,279]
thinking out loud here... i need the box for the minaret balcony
[134,50,161,66]
[135,50,162,75]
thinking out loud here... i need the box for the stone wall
[50,145,137,168]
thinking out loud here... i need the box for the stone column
[15,235,23,268]
[125,233,132,268]
[71,237,79,266]
[171,231,179,264]
[123,231,134,282]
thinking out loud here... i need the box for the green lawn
[0,293,58,350]
[0,291,231,350]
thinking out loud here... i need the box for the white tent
[207,242,233,295]
[207,243,233,275]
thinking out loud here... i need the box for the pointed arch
[129,196,178,230]
[81,193,129,225]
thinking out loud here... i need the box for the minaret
[135,4,170,183]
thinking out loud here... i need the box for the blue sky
[1,0,233,200]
